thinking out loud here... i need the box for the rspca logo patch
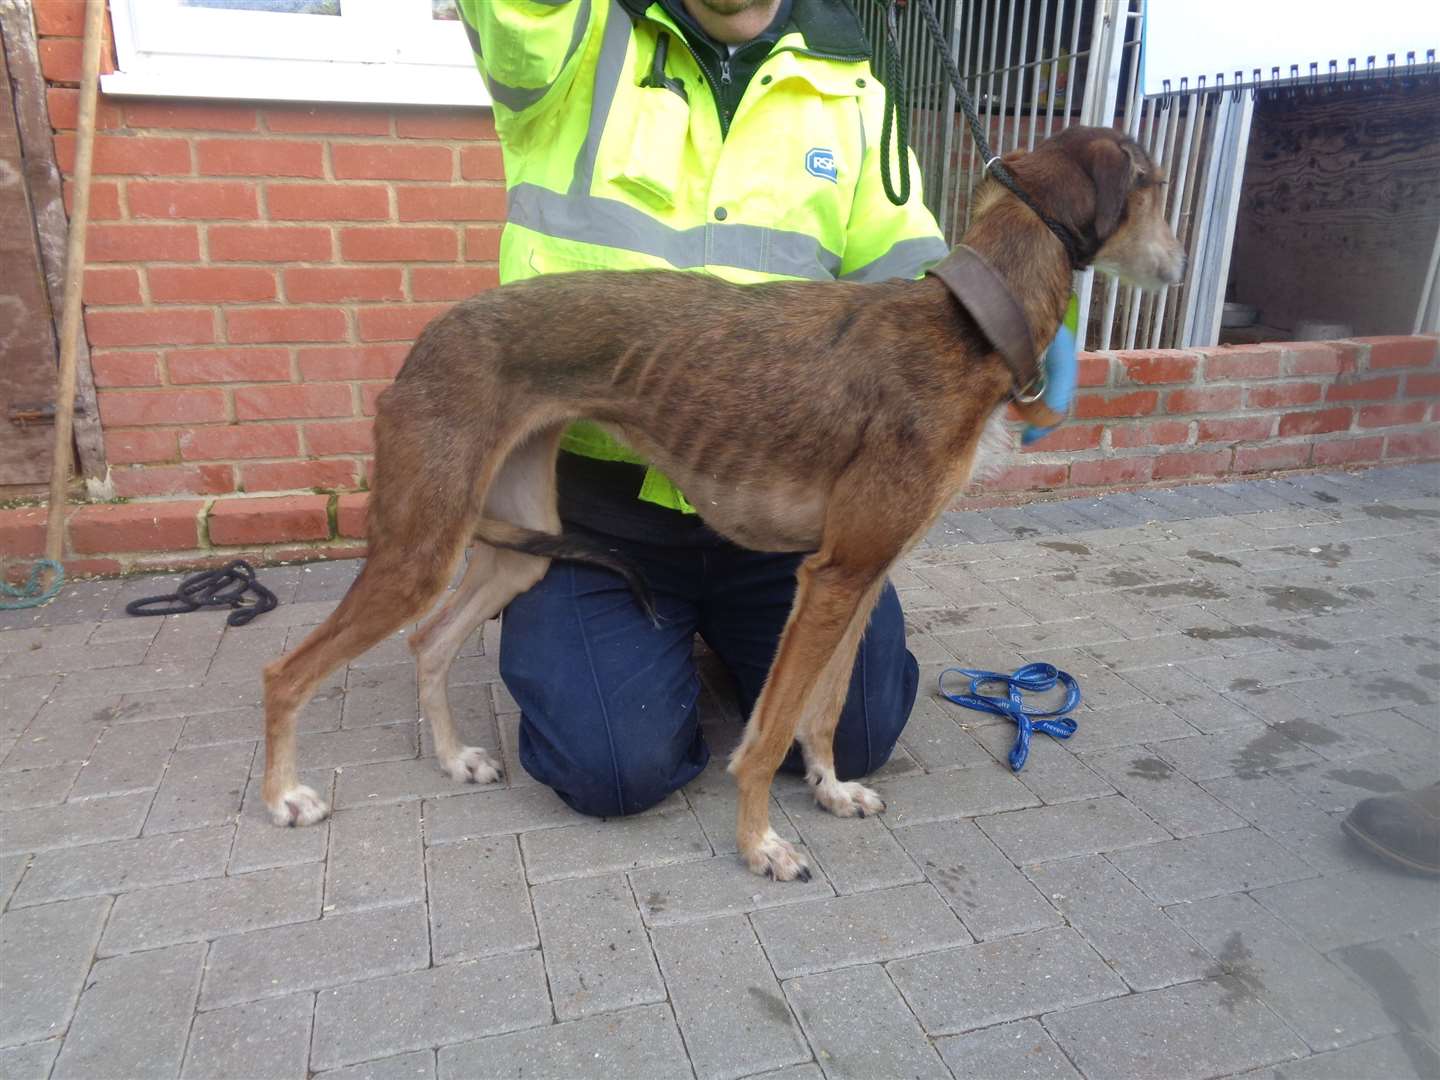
[805,147,838,182]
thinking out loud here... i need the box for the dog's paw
[814,778,885,819]
[441,746,502,785]
[740,829,812,882]
[269,785,329,828]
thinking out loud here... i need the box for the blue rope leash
[0,559,65,610]
[938,662,1081,772]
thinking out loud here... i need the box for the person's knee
[519,721,705,818]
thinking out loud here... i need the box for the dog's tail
[473,517,659,624]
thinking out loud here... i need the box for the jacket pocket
[603,85,690,210]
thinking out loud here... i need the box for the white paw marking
[270,785,329,827]
[813,774,886,819]
[441,746,502,785]
[741,828,812,882]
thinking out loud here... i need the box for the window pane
[181,1,342,13]
[432,0,460,21]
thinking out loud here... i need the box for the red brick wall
[6,2,1437,575]
[35,2,504,502]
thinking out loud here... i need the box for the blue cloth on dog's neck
[1021,294,1080,446]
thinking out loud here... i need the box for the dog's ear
[1087,137,1146,239]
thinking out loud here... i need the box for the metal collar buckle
[1015,371,1047,404]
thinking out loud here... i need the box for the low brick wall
[4,335,1435,578]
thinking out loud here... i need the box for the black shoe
[1342,782,1440,876]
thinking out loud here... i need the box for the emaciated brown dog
[260,125,1184,880]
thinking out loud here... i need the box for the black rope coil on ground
[125,559,278,627]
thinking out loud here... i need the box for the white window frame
[102,0,491,108]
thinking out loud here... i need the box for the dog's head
[999,126,1186,289]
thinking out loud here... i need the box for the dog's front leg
[727,554,884,880]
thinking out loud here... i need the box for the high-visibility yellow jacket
[457,0,947,511]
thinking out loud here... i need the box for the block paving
[1,464,1438,1078]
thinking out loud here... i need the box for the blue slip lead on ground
[938,662,1081,771]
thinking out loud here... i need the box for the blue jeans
[498,532,919,818]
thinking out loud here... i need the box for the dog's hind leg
[410,428,561,785]
[261,398,527,827]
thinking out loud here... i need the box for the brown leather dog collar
[926,245,1039,394]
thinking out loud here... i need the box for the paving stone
[532,872,664,1020]
[315,1050,436,1080]
[888,926,1125,1034]
[893,820,1061,941]
[1249,870,1440,952]
[520,807,710,884]
[1330,936,1439,1042]
[1168,892,1396,1052]
[311,951,551,1071]
[69,715,183,798]
[425,836,536,964]
[1082,746,1247,837]
[1257,1033,1440,1080]
[651,914,809,1080]
[1107,827,1316,904]
[332,757,484,810]
[324,801,424,913]
[181,993,314,1080]
[0,791,151,856]
[0,762,80,810]
[1148,725,1324,782]
[1026,855,1210,992]
[342,663,418,728]
[896,696,995,770]
[0,623,96,656]
[1044,976,1308,1080]
[144,741,253,835]
[630,853,832,927]
[753,882,968,979]
[784,965,950,1080]
[1,639,150,679]
[51,941,204,1080]
[935,1018,1081,1080]
[0,1039,61,1080]
[436,1002,688,1080]
[976,796,1169,865]
[278,723,418,775]
[102,862,322,954]
[0,674,52,739]
[781,803,921,895]
[1272,752,1435,813]
[52,661,210,701]
[201,902,430,1009]
[0,895,109,1047]
[740,1065,823,1080]
[0,853,27,908]
[229,770,334,873]
[879,765,1039,828]
[12,824,231,907]
[970,726,1115,805]
[1200,774,1366,876]
[1118,665,1264,734]
[424,786,579,844]
[2,697,110,770]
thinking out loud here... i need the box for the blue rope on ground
[938,662,1081,772]
[0,559,65,610]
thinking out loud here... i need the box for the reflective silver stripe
[572,0,631,194]
[483,0,593,113]
[508,183,843,280]
[841,236,950,282]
